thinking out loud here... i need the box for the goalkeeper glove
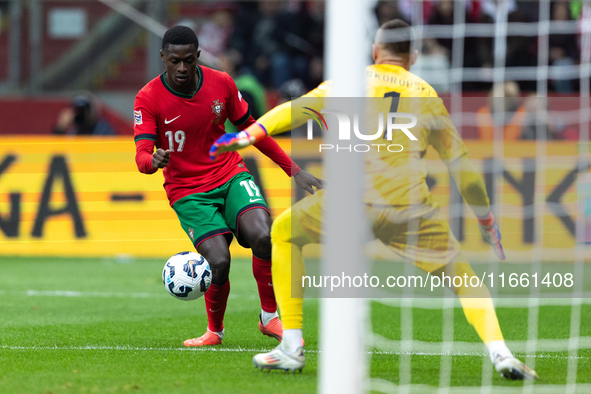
[478,212,506,260]
[209,123,268,161]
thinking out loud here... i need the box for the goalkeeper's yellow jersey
[259,63,476,209]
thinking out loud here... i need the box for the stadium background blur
[0,0,587,136]
[0,1,590,393]
[0,0,588,260]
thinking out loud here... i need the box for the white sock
[282,329,303,354]
[260,310,278,326]
[208,328,224,340]
[488,340,513,363]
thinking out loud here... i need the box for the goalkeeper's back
[360,63,467,208]
[256,41,470,209]
[210,17,489,216]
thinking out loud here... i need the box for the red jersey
[134,66,291,206]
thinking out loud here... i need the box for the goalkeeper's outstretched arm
[444,153,506,260]
[208,101,299,159]
[445,154,491,218]
[429,104,505,260]
[210,82,329,159]
[428,97,504,258]
[247,81,330,138]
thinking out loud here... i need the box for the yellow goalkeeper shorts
[366,204,461,273]
[288,190,461,273]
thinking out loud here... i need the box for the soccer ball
[162,251,212,301]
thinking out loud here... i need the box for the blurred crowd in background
[161,0,591,140]
[0,0,588,140]
[193,0,585,94]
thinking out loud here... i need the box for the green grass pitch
[0,257,589,393]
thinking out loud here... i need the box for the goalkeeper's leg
[432,257,503,345]
[433,256,537,380]
[253,207,306,371]
[371,206,537,380]
[253,192,323,372]
[271,207,306,336]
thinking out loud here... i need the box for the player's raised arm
[429,102,505,260]
[209,81,329,160]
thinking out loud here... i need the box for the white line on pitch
[0,345,584,359]
[0,290,254,300]
[25,290,165,298]
[4,290,588,308]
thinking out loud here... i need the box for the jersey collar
[374,63,406,72]
[161,65,204,99]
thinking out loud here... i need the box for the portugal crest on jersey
[211,99,225,124]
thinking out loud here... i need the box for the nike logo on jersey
[164,115,181,124]
[250,198,262,202]
[209,308,222,313]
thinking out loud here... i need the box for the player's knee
[250,231,272,257]
[207,255,231,284]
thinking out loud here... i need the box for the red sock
[204,280,230,333]
[252,255,277,313]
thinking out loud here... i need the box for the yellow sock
[270,207,305,330]
[434,258,504,345]
[458,295,504,345]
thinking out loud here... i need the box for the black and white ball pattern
[162,251,211,301]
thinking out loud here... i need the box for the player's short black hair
[375,19,414,56]
[162,25,199,51]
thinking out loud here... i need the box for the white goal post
[319,0,372,393]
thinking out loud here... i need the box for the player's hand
[294,170,325,194]
[209,123,268,160]
[477,212,506,260]
[152,148,171,169]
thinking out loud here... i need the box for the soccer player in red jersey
[133,26,322,346]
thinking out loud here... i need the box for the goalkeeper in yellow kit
[210,19,537,380]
